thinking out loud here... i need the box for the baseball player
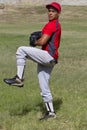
[4,2,62,120]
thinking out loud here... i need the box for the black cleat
[39,111,56,120]
[3,75,24,87]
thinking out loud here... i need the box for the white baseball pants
[16,46,55,102]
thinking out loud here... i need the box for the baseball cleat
[3,75,24,87]
[39,111,56,120]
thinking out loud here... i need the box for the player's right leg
[37,64,56,120]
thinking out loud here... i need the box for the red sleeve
[42,22,55,36]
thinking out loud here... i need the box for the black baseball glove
[29,31,42,47]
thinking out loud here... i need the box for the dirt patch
[0,0,87,5]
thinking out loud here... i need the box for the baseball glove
[29,31,42,47]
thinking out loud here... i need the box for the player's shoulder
[48,19,56,25]
[45,19,57,29]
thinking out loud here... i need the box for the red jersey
[42,19,61,60]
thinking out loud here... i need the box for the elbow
[36,40,46,46]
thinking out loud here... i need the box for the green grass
[0,5,87,130]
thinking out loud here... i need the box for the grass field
[0,5,87,130]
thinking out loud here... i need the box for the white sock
[17,65,25,79]
[45,102,54,113]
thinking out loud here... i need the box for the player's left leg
[3,46,55,87]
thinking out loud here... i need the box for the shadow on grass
[9,103,32,116]
[9,98,63,116]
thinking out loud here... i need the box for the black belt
[50,59,58,64]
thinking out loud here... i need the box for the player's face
[48,7,59,21]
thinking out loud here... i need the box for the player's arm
[35,34,51,46]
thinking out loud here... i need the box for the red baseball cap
[46,2,61,13]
